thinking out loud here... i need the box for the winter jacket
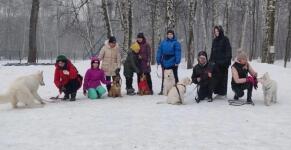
[156,37,181,68]
[123,50,140,78]
[98,40,121,76]
[83,68,111,91]
[210,28,232,67]
[54,60,79,89]
[137,39,151,73]
[192,63,213,87]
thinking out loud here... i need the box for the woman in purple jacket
[136,33,153,94]
[83,57,111,99]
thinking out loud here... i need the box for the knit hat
[130,42,140,53]
[108,36,116,43]
[137,33,145,39]
[167,30,175,35]
[91,57,100,68]
[56,55,67,62]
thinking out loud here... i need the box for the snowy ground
[0,60,291,150]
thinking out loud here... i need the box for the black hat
[167,30,175,35]
[108,36,116,43]
[56,55,67,62]
[137,33,145,39]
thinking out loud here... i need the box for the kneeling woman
[83,58,111,99]
[231,51,258,104]
[192,51,213,103]
[54,55,82,101]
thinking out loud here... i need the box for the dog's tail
[0,93,11,104]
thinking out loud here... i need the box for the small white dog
[0,71,45,108]
[163,69,175,96]
[258,72,277,106]
[166,77,192,105]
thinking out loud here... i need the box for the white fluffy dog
[163,69,176,96]
[258,72,277,106]
[166,77,192,105]
[0,71,45,108]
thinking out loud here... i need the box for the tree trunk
[240,2,249,51]
[284,2,291,68]
[102,0,113,38]
[187,0,197,69]
[118,0,130,61]
[166,0,175,31]
[250,0,257,61]
[128,0,133,47]
[28,0,40,63]
[261,0,276,64]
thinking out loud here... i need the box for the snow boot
[62,93,70,101]
[70,92,76,101]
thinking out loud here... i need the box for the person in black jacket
[210,25,232,99]
[192,51,213,103]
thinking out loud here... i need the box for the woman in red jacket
[54,55,82,101]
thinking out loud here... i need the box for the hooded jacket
[209,26,232,67]
[54,59,78,89]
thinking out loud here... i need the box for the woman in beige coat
[98,36,121,91]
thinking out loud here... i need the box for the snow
[0,60,291,150]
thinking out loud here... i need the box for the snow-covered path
[0,61,290,150]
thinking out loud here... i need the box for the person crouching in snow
[192,51,214,103]
[83,58,111,99]
[123,42,141,95]
[231,51,258,104]
[54,55,82,101]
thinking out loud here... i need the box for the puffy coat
[137,39,151,73]
[54,60,79,89]
[156,37,181,68]
[83,68,111,91]
[98,40,121,76]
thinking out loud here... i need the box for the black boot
[70,92,76,101]
[207,97,213,102]
[246,83,253,104]
[62,93,69,101]
[195,97,200,103]
[234,95,239,100]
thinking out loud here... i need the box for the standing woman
[136,33,153,94]
[98,36,121,92]
[156,30,182,95]
[210,25,232,99]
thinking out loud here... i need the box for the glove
[63,70,69,75]
[115,68,121,75]
[246,76,255,85]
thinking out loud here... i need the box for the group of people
[53,26,258,104]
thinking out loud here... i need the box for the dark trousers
[63,79,80,95]
[160,66,179,93]
[126,77,133,90]
[213,65,229,95]
[232,83,253,101]
[197,82,213,100]
[137,73,153,91]
[106,76,116,91]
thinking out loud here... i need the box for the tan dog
[108,76,122,97]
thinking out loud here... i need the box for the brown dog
[108,75,122,97]
[138,74,151,96]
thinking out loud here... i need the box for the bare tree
[261,0,277,63]
[102,0,113,38]
[285,1,291,68]
[27,0,40,63]
[166,0,175,31]
[187,0,197,69]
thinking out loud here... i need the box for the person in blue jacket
[156,30,181,95]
